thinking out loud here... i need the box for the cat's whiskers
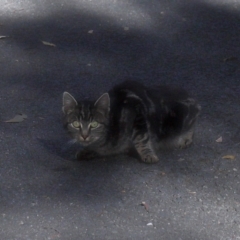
[67,139,78,145]
[61,138,79,153]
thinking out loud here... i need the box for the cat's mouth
[78,135,101,146]
[79,137,90,144]
[78,135,95,146]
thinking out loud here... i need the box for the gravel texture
[0,0,240,239]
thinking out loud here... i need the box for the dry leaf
[147,223,153,226]
[222,155,235,160]
[5,114,27,123]
[0,36,8,39]
[223,56,237,62]
[42,41,56,47]
[216,136,222,143]
[88,30,93,34]
[141,201,149,212]
[178,158,185,162]
[187,189,196,194]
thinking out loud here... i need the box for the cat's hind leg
[174,98,200,149]
[133,131,159,163]
[174,129,194,149]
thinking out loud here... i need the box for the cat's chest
[93,137,132,155]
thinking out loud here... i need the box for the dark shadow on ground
[0,0,239,200]
[1,1,240,239]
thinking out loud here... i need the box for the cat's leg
[174,128,194,149]
[176,98,200,148]
[180,98,201,131]
[132,130,159,163]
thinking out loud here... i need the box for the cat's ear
[62,92,78,114]
[94,93,110,117]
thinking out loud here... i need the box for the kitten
[62,80,201,163]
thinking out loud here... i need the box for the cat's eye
[72,121,80,128]
[90,121,98,128]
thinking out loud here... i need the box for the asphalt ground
[0,0,240,239]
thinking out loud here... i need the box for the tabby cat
[62,80,201,163]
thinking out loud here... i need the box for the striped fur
[62,80,201,163]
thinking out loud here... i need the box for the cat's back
[147,84,190,103]
[109,80,192,110]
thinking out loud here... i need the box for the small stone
[216,136,222,143]
[178,158,185,162]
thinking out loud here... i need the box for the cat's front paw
[141,154,159,163]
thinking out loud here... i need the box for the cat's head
[62,92,110,146]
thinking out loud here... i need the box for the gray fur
[62,81,201,163]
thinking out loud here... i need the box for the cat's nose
[82,134,88,140]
